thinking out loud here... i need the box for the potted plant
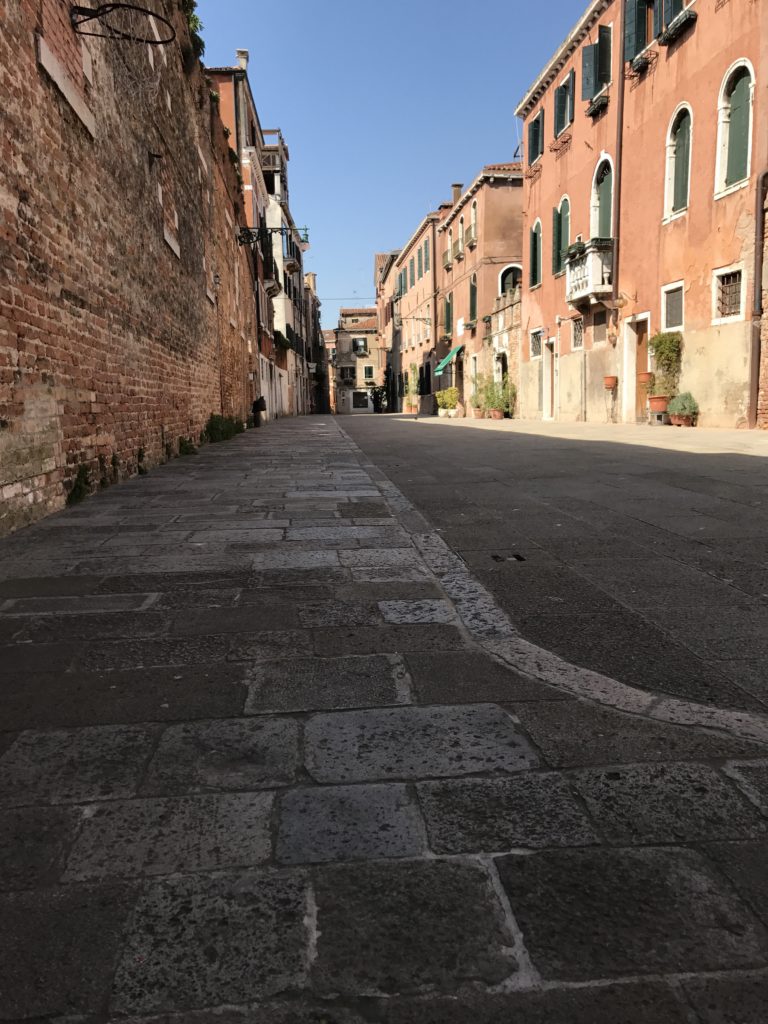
[436,390,448,417]
[637,370,654,385]
[483,377,507,420]
[648,331,683,413]
[469,390,484,418]
[439,386,459,418]
[507,378,517,418]
[667,392,698,426]
[604,375,618,390]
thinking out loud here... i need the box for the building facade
[1,0,259,534]
[515,0,767,427]
[330,308,387,414]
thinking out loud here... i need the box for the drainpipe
[748,170,768,428]
[612,0,626,307]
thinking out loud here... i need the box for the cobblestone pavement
[1,416,767,1022]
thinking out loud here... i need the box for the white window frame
[590,153,615,239]
[711,261,747,325]
[572,316,584,350]
[498,263,522,295]
[530,219,543,288]
[591,21,614,103]
[364,364,375,380]
[471,200,478,236]
[661,280,685,331]
[530,328,544,361]
[663,102,693,222]
[714,58,756,200]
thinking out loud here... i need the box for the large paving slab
[2,416,768,1017]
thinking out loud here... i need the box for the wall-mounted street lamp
[238,226,310,246]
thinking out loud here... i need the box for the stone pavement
[0,416,767,1022]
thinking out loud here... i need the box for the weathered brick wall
[0,0,258,533]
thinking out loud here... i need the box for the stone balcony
[565,239,614,308]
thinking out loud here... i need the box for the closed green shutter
[624,0,640,61]
[653,0,664,37]
[528,119,538,164]
[409,258,415,288]
[530,225,541,286]
[568,69,576,122]
[539,109,545,152]
[555,85,567,136]
[469,277,477,321]
[582,44,597,100]
[560,199,570,261]
[672,111,690,211]
[424,238,430,271]
[597,166,613,238]
[552,207,561,274]
[598,24,613,81]
[418,248,423,279]
[530,228,536,286]
[726,70,751,186]
[667,0,683,21]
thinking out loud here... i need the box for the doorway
[635,318,649,421]
[543,338,556,420]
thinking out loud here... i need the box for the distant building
[330,308,387,414]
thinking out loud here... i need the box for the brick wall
[0,0,258,533]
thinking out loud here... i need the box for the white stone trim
[711,261,747,325]
[713,58,756,198]
[36,34,95,138]
[661,279,685,331]
[163,226,180,258]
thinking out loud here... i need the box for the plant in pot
[436,390,448,417]
[440,386,459,417]
[667,391,698,427]
[469,390,484,418]
[648,331,683,413]
[507,377,517,418]
[483,377,507,420]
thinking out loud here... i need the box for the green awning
[434,345,464,377]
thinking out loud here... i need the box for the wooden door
[635,320,649,420]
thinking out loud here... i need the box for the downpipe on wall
[749,170,768,428]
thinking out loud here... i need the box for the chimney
[236,49,249,70]
[452,183,463,204]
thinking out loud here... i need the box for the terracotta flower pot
[670,414,694,427]
[604,375,618,390]
[637,371,654,384]
[489,409,504,420]
[472,407,484,418]
[649,395,669,413]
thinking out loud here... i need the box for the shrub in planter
[507,378,517,418]
[648,331,682,399]
[482,377,507,417]
[667,391,698,426]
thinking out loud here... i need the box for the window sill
[662,209,687,225]
[163,228,181,259]
[711,315,745,327]
[529,283,542,292]
[714,179,750,201]
[664,325,684,333]
[554,270,566,279]
[206,289,216,305]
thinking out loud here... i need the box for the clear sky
[196,0,583,326]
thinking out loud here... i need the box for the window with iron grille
[716,270,742,318]
[593,310,608,344]
[572,318,584,349]
[530,329,544,359]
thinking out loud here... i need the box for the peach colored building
[515,0,767,427]
[378,168,523,414]
[329,308,388,414]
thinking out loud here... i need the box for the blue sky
[197,0,582,326]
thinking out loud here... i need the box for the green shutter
[555,85,567,136]
[528,119,537,164]
[424,238,430,271]
[469,278,477,321]
[672,111,691,211]
[726,70,751,186]
[552,207,561,274]
[568,69,576,122]
[598,166,613,238]
[598,24,613,81]
[417,248,423,279]
[582,44,597,100]
[667,0,682,21]
[653,0,664,37]
[624,0,639,61]
[530,225,541,286]
[409,258,415,288]
[539,109,545,152]
[560,199,570,261]
[529,228,536,286]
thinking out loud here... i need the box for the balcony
[565,239,614,307]
[466,225,477,249]
[442,248,452,270]
[453,239,464,261]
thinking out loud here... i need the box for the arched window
[448,228,453,262]
[444,291,453,336]
[529,221,542,287]
[665,106,692,216]
[471,200,478,237]
[716,63,754,192]
[469,274,478,322]
[591,159,613,238]
[500,265,522,294]
[459,216,465,248]
[552,196,570,274]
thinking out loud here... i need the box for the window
[352,337,368,354]
[529,221,542,287]
[593,310,608,344]
[528,109,545,164]
[340,366,354,381]
[500,265,522,294]
[444,292,453,336]
[714,267,744,321]
[572,317,584,349]
[624,0,655,62]
[592,159,613,238]
[364,365,374,380]
[424,363,432,395]
[665,106,692,216]
[470,201,478,238]
[409,258,415,288]
[424,238,430,272]
[582,25,612,101]
[530,330,544,359]
[554,70,576,136]
[552,197,570,274]
[417,247,423,279]
[716,64,753,193]
[459,216,465,250]
[662,283,684,329]
[469,274,477,322]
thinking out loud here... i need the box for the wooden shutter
[726,71,751,186]
[469,277,477,321]
[417,248,423,279]
[560,199,570,261]
[539,109,545,152]
[598,166,613,238]
[598,24,612,82]
[568,69,576,123]
[552,207,561,274]
[582,44,597,100]
[672,111,690,211]
[555,85,567,136]
[624,0,639,61]
[529,228,537,286]
[528,119,537,164]
[667,0,683,20]
[653,0,664,37]
[424,238,430,271]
